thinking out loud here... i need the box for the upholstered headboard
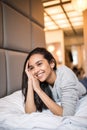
[0,49,28,97]
[0,0,46,98]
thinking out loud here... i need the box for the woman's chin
[39,78,45,82]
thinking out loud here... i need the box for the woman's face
[27,54,55,82]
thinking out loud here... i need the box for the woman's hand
[25,61,41,92]
[25,61,31,80]
[25,61,34,84]
[31,76,41,93]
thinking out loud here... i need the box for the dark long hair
[22,47,57,112]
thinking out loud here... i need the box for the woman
[22,47,86,116]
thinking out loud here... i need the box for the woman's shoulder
[56,65,76,79]
[56,65,68,78]
[57,65,71,72]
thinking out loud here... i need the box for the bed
[0,50,87,130]
[0,90,87,130]
[1,0,87,129]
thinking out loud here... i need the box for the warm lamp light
[72,0,87,12]
[47,45,55,52]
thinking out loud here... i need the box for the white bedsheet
[0,90,87,130]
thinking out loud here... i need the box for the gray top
[49,65,86,116]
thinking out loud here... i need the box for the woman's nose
[33,67,39,74]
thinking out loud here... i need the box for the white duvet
[0,90,87,130]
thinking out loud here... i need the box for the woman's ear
[50,61,55,69]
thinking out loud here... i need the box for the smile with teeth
[36,72,44,78]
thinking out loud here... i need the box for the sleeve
[60,66,79,116]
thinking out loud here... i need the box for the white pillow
[75,95,87,116]
[0,90,25,114]
[0,90,87,117]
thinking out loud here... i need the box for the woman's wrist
[35,87,42,95]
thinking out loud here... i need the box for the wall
[45,30,65,65]
[64,34,84,68]
[64,35,84,46]
[83,9,87,75]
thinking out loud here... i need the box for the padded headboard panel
[3,3,32,51]
[0,0,46,98]
[0,49,7,97]
[0,49,27,97]
[6,51,28,95]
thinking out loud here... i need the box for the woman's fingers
[25,61,30,78]
[25,61,29,71]
[25,61,40,91]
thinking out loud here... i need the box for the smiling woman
[22,47,86,116]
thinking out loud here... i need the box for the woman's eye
[38,63,42,66]
[29,67,33,70]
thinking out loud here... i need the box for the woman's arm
[32,76,63,116]
[25,79,36,113]
[36,88,63,116]
[25,62,36,113]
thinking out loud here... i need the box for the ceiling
[42,0,84,36]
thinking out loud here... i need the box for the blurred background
[0,0,87,96]
[42,0,87,76]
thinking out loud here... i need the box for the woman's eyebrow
[28,60,43,67]
[35,60,43,64]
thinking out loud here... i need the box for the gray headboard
[0,49,27,97]
[0,0,46,98]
